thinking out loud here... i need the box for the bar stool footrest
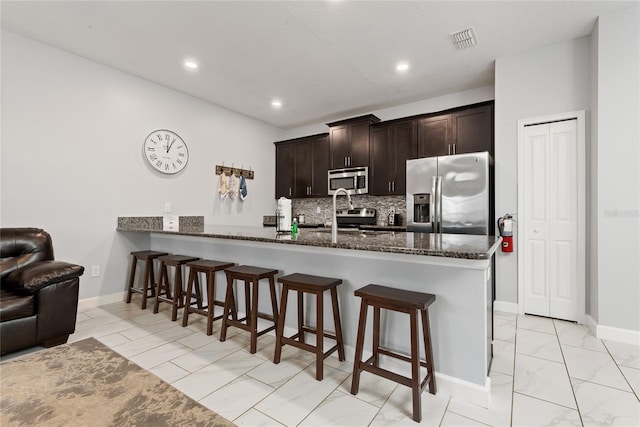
[377,347,429,368]
[280,336,340,360]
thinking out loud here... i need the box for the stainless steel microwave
[328,167,368,196]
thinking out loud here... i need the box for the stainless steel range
[336,208,376,228]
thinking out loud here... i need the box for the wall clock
[143,129,189,174]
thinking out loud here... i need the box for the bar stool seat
[219,265,279,354]
[126,250,169,309]
[274,273,345,381]
[153,255,200,321]
[182,259,235,335]
[351,284,436,423]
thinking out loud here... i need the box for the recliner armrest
[3,261,85,293]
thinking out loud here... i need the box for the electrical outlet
[91,265,100,278]
[316,206,321,214]
[164,202,171,213]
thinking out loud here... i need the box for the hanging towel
[228,174,238,199]
[239,175,248,201]
[218,173,228,199]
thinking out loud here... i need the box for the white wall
[0,30,283,300]
[494,36,591,304]
[595,6,640,332]
[281,85,495,140]
[589,21,599,322]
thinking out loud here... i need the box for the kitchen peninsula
[118,217,500,406]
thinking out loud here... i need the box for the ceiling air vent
[450,26,477,49]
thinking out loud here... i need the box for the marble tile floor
[2,302,639,426]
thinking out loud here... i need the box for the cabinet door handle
[388,182,391,192]
[308,186,311,195]
[392,181,395,192]
[447,144,451,155]
[453,144,457,155]
[289,187,292,197]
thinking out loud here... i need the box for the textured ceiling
[1,1,635,129]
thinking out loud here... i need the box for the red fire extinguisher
[498,214,515,253]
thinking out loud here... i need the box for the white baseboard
[493,300,518,314]
[597,323,640,346]
[78,292,126,310]
[585,314,639,345]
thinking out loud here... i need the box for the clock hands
[167,137,176,153]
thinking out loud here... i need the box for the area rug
[0,337,235,426]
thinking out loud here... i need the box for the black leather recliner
[0,228,84,355]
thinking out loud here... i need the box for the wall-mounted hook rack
[215,164,254,179]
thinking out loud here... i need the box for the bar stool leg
[373,306,381,366]
[148,259,157,297]
[126,256,137,304]
[422,308,437,394]
[206,270,215,336]
[315,289,324,380]
[141,259,152,309]
[410,309,422,422]
[330,287,346,361]
[297,291,304,343]
[154,262,170,314]
[244,281,251,326]
[171,265,182,321]
[249,279,259,354]
[350,299,368,395]
[269,275,279,334]
[274,283,289,364]
[182,268,196,327]
[219,273,234,342]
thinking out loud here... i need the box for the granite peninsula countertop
[117,217,501,260]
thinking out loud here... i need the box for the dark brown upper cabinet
[274,133,329,199]
[327,114,380,168]
[451,104,494,155]
[417,101,494,158]
[417,115,452,158]
[370,120,417,196]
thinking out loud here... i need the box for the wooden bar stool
[274,273,345,381]
[153,255,200,321]
[351,284,436,423]
[126,250,169,309]
[182,259,235,335]
[219,265,279,354]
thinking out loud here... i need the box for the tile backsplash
[291,195,406,226]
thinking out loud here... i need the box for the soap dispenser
[388,207,396,226]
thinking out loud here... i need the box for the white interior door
[522,119,578,321]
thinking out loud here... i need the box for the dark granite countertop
[117,218,501,260]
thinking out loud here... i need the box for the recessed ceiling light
[396,63,410,72]
[184,61,198,70]
[271,100,283,108]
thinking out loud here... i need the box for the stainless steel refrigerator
[406,152,493,235]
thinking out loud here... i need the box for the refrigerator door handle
[432,176,442,233]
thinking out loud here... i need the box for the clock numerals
[144,129,188,174]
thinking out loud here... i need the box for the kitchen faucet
[332,188,354,244]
